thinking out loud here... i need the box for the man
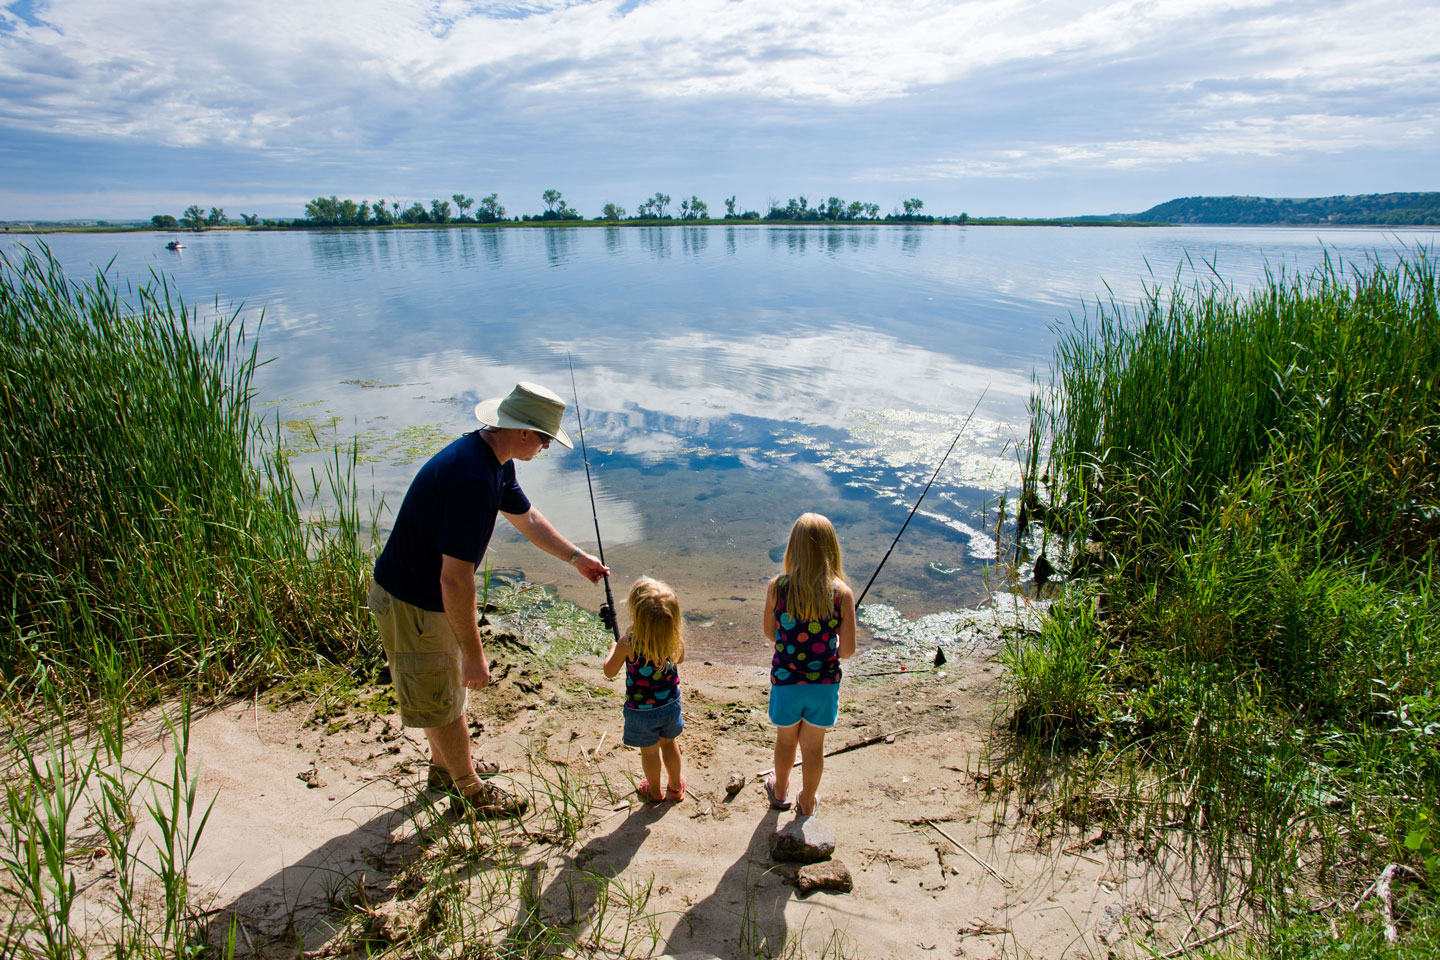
[368,381,608,816]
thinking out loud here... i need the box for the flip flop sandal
[427,757,501,790]
[764,774,793,811]
[666,777,688,802]
[636,778,664,803]
[796,795,821,818]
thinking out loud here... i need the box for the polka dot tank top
[624,639,681,711]
[770,575,843,686]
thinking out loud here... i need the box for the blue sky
[2,0,1437,219]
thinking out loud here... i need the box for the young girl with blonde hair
[762,513,856,817]
[604,576,687,802]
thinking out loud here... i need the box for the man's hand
[462,648,491,690]
[573,551,609,584]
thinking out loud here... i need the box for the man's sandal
[450,775,527,819]
[427,757,501,790]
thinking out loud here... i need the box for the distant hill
[1129,193,1440,226]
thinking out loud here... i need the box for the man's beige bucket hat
[474,381,574,448]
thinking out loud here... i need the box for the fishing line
[855,385,989,609]
[567,353,621,642]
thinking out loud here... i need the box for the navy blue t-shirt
[373,432,531,612]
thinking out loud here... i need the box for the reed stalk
[1012,246,1440,953]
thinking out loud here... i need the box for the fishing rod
[567,354,621,642]
[855,384,990,609]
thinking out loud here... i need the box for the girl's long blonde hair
[782,512,847,622]
[627,576,684,668]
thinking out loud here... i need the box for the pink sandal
[636,778,664,803]
[666,777,687,802]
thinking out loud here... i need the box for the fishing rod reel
[598,602,616,634]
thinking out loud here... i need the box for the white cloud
[3,0,1435,149]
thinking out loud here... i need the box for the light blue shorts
[768,683,840,729]
[622,699,684,748]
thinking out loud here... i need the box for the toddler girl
[763,513,856,817]
[604,577,687,802]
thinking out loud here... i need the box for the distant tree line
[1133,192,1440,226]
[151,189,957,229]
[151,205,262,230]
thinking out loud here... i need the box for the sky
[1,0,1437,220]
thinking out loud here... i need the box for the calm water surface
[10,225,1432,660]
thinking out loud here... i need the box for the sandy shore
[72,602,1232,960]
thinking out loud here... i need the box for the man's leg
[425,714,473,782]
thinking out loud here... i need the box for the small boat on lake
[165,240,185,250]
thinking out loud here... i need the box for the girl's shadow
[509,799,673,950]
[662,809,792,958]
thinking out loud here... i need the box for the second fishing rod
[855,385,989,610]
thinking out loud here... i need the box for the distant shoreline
[1,218,1191,235]
[9,219,1440,236]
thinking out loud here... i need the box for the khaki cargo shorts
[367,581,466,728]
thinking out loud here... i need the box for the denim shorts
[768,683,840,729]
[622,699,684,748]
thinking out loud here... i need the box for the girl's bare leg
[659,736,683,792]
[771,722,801,801]
[796,721,827,815]
[639,744,664,799]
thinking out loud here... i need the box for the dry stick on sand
[753,727,914,779]
[1153,921,1243,959]
[924,818,1011,887]
[1353,863,1426,944]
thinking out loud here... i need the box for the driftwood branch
[1154,922,1243,959]
[754,727,913,778]
[1353,863,1426,944]
[923,818,1011,887]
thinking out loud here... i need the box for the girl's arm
[761,576,778,640]
[602,635,633,679]
[837,583,857,659]
[674,640,686,666]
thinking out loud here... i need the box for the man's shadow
[661,809,793,959]
[195,788,439,956]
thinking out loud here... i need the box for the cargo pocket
[392,651,460,727]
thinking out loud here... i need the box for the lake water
[8,224,1433,660]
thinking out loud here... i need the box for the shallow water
[9,224,1433,660]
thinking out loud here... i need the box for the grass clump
[0,242,378,705]
[1010,247,1440,953]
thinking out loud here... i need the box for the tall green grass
[0,242,376,705]
[1010,247,1440,953]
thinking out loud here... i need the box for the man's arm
[503,506,610,583]
[440,554,490,688]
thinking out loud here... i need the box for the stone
[364,898,426,943]
[1096,900,1130,944]
[725,773,746,796]
[796,859,853,895]
[770,816,836,863]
